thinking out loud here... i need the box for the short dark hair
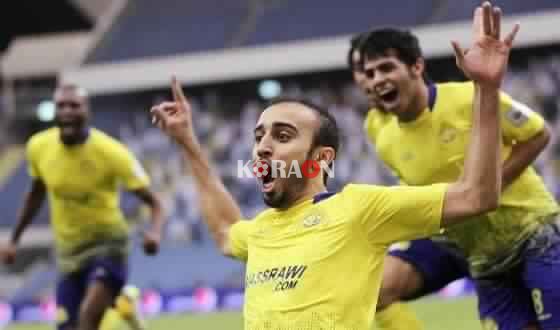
[347,32,369,71]
[265,97,339,186]
[360,27,423,66]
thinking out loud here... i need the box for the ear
[411,57,425,79]
[317,146,336,166]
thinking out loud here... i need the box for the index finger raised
[171,76,188,104]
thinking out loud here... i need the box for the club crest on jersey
[506,108,529,127]
[303,214,321,228]
[506,101,531,127]
[439,126,457,143]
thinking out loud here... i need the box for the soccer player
[150,4,517,328]
[348,32,470,330]
[0,84,164,330]
[359,5,559,330]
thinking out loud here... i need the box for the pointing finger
[171,76,188,104]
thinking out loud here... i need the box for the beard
[262,150,318,209]
[262,176,309,209]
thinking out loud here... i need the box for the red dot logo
[301,160,320,178]
[252,160,270,178]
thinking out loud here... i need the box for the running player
[348,32,470,330]
[1,84,164,330]
[359,5,559,330]
[150,4,516,328]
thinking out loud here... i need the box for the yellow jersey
[364,81,559,277]
[228,183,447,329]
[26,127,150,272]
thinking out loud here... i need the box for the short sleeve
[343,183,447,246]
[113,145,150,190]
[228,220,253,262]
[26,137,40,179]
[499,92,545,144]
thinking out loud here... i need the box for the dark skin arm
[131,187,164,255]
[502,127,550,189]
[2,179,47,264]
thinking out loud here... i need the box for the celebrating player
[150,3,516,328]
[348,31,471,330]
[358,2,559,330]
[1,84,164,330]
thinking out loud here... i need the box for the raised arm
[442,2,520,226]
[151,78,242,256]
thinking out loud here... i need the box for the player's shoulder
[90,128,131,153]
[364,108,392,138]
[251,208,278,224]
[340,183,390,202]
[26,127,59,151]
[436,81,475,99]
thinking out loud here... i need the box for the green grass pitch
[6,296,480,330]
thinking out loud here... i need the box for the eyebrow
[254,122,298,134]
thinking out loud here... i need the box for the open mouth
[254,159,276,193]
[261,172,275,193]
[379,89,399,104]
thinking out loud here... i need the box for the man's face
[253,103,320,208]
[54,87,90,145]
[363,52,423,118]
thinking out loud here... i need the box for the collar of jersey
[268,191,334,218]
[398,83,437,129]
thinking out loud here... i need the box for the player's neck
[287,181,327,210]
[397,82,429,123]
[60,126,90,146]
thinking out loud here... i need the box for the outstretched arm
[441,1,519,226]
[151,78,242,256]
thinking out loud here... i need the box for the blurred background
[0,0,560,329]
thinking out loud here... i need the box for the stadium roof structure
[61,8,560,96]
[1,32,92,79]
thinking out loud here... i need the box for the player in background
[348,32,470,330]
[359,4,560,329]
[1,84,164,330]
[150,4,517,328]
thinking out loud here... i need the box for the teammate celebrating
[1,84,164,330]
[359,3,559,330]
[348,31,470,330]
[150,3,517,328]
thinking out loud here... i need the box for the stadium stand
[85,0,559,64]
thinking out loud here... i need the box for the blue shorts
[56,256,127,330]
[388,239,470,299]
[476,221,560,330]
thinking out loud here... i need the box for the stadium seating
[85,0,559,64]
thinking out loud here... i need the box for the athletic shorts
[55,256,127,330]
[388,238,470,300]
[476,220,560,330]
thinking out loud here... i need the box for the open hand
[451,1,520,88]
